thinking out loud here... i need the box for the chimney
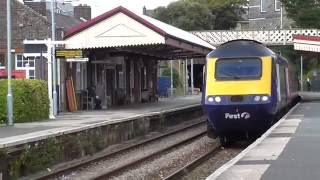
[143,6,147,15]
[23,0,46,16]
[74,4,91,21]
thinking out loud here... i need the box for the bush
[0,79,49,124]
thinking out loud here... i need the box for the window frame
[15,53,36,79]
[0,54,5,69]
[260,0,267,13]
[274,0,281,11]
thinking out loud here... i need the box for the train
[201,40,299,145]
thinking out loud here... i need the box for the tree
[281,0,320,28]
[152,1,215,31]
[151,0,247,31]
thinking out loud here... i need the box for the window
[275,0,281,11]
[0,54,5,69]
[261,0,267,12]
[215,58,262,80]
[15,54,36,79]
[16,54,36,69]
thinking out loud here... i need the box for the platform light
[262,96,269,101]
[208,97,214,102]
[215,96,222,103]
[254,96,261,102]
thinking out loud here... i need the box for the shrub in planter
[0,79,49,123]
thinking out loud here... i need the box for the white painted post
[47,40,55,119]
[25,63,30,79]
[57,57,61,112]
[191,58,194,95]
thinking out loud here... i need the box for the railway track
[34,119,206,180]
[94,126,206,179]
[163,145,222,180]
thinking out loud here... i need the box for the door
[106,68,115,107]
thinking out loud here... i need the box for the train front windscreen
[215,58,262,80]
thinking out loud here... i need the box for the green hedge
[0,79,49,124]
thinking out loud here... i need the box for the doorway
[105,66,115,107]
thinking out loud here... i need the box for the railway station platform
[299,91,320,101]
[0,95,201,148]
[0,95,203,179]
[207,101,320,180]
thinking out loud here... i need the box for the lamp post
[7,0,13,126]
[51,0,58,116]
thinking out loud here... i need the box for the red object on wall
[0,69,26,79]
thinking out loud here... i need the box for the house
[0,0,84,79]
[248,0,293,29]
[0,0,50,79]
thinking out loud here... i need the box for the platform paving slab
[208,102,320,180]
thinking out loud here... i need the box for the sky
[72,0,179,17]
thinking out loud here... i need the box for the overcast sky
[72,0,179,17]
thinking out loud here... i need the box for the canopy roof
[64,6,215,59]
[294,35,320,53]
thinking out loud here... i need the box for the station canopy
[294,35,320,53]
[64,6,215,59]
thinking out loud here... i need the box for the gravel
[111,140,248,180]
[181,147,243,180]
[111,137,220,180]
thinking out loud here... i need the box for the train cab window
[215,58,262,80]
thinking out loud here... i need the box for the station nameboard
[55,49,83,58]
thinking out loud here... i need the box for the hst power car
[202,40,299,145]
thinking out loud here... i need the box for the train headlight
[254,96,261,102]
[262,96,269,101]
[208,97,214,102]
[215,96,222,103]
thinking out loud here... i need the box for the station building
[60,6,214,110]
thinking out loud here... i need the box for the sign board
[24,44,47,53]
[56,49,83,59]
[66,57,89,62]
